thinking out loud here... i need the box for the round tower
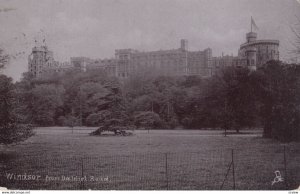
[245,46,257,71]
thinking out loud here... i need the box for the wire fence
[0,145,299,190]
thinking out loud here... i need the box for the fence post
[165,153,169,190]
[80,158,85,190]
[220,151,233,189]
[232,149,236,190]
[283,145,288,189]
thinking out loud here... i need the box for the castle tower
[245,46,257,71]
[28,45,55,77]
[28,46,47,77]
[239,19,279,70]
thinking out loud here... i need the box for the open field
[0,127,299,190]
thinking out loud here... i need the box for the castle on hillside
[28,26,280,78]
[28,39,212,78]
[211,32,279,73]
[211,30,279,73]
[28,46,58,78]
[238,32,279,70]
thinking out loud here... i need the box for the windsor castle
[28,29,279,78]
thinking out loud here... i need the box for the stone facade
[43,61,73,75]
[211,55,239,75]
[238,32,280,70]
[28,31,280,78]
[28,46,57,77]
[211,31,279,73]
[86,58,117,77]
[115,39,212,78]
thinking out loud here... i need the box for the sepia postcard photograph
[0,0,300,192]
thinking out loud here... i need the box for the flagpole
[251,16,252,32]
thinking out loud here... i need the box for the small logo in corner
[271,170,284,186]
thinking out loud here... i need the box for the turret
[246,32,257,43]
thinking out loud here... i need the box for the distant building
[43,61,73,75]
[87,58,117,77]
[238,32,280,70]
[28,46,57,78]
[115,39,212,78]
[28,27,280,78]
[70,57,92,72]
[211,55,239,68]
[211,55,239,75]
[211,31,279,73]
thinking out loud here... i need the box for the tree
[78,82,110,125]
[14,72,36,124]
[90,81,134,135]
[259,61,300,142]
[31,84,64,126]
[133,111,162,133]
[0,75,33,144]
[60,69,112,126]
[125,74,180,129]
[58,115,79,133]
[0,76,15,128]
[202,67,260,133]
[290,16,300,60]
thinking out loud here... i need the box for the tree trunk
[262,103,273,138]
[263,120,272,138]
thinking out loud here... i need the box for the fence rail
[0,145,299,190]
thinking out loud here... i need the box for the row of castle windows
[118,60,207,67]
[119,52,193,60]
[130,53,206,60]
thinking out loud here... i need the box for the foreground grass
[0,128,299,190]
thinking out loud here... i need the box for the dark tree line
[0,75,34,145]
[1,59,299,142]
[259,61,300,141]
[0,49,34,145]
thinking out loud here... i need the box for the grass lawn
[0,127,299,190]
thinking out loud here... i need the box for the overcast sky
[1,0,300,80]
